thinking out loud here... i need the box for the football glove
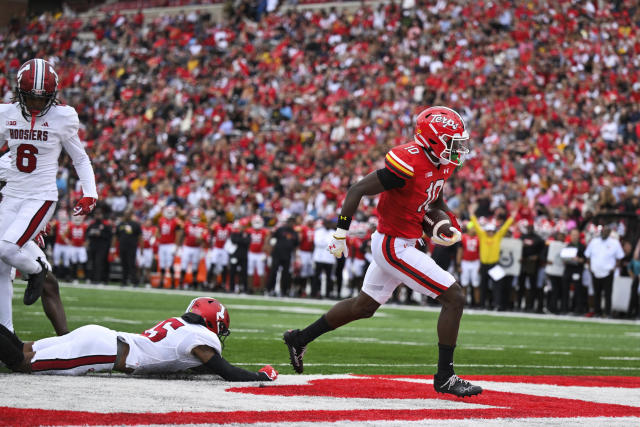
[73,197,97,216]
[431,227,462,247]
[34,223,51,249]
[327,228,348,258]
[259,365,278,381]
[446,211,461,232]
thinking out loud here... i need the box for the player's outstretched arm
[192,345,277,382]
[329,171,388,258]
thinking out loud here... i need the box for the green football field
[6,282,640,377]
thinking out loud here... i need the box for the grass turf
[6,282,640,377]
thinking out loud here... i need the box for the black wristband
[337,215,352,230]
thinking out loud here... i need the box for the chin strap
[29,111,39,131]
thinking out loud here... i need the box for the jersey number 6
[16,143,38,173]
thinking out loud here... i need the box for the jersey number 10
[417,179,444,212]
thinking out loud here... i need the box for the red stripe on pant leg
[382,235,446,294]
[31,355,116,372]
[16,200,53,247]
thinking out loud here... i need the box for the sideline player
[283,106,482,397]
[0,59,97,305]
[207,217,231,291]
[157,205,182,289]
[457,222,481,307]
[246,216,269,293]
[138,217,157,286]
[180,209,209,289]
[1,297,277,382]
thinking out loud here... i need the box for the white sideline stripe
[14,281,640,325]
[529,351,572,355]
[600,356,640,360]
[233,363,640,371]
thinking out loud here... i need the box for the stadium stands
[1,0,638,315]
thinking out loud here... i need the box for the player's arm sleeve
[193,345,270,382]
[376,168,405,190]
[60,109,98,199]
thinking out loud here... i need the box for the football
[422,208,454,240]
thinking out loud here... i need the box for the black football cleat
[24,258,48,305]
[434,373,483,397]
[283,329,307,374]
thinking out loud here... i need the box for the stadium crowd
[1,0,639,318]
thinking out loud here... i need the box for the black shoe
[283,329,307,374]
[24,258,47,305]
[434,373,483,397]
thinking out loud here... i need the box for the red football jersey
[377,142,456,238]
[211,223,231,249]
[183,222,209,248]
[141,225,157,249]
[158,217,181,244]
[347,236,367,260]
[54,220,70,245]
[247,227,268,253]
[461,234,479,261]
[297,225,314,252]
[68,223,88,247]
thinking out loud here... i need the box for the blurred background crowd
[1,0,639,317]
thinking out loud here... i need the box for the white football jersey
[0,103,97,201]
[0,151,9,182]
[117,317,222,375]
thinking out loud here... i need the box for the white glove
[328,228,349,258]
[431,227,462,247]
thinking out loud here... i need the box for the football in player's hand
[422,208,454,240]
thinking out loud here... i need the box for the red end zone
[1,375,639,426]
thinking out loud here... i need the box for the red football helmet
[186,297,230,337]
[16,58,59,117]
[414,106,469,166]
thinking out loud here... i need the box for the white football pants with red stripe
[31,325,117,375]
[362,231,455,304]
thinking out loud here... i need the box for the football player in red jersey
[67,215,89,283]
[292,216,316,297]
[284,106,482,397]
[457,223,481,307]
[207,217,231,291]
[138,217,158,287]
[157,205,182,289]
[179,209,209,290]
[246,215,269,294]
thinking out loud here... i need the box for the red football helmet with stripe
[414,106,469,166]
[186,297,230,338]
[16,58,59,117]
